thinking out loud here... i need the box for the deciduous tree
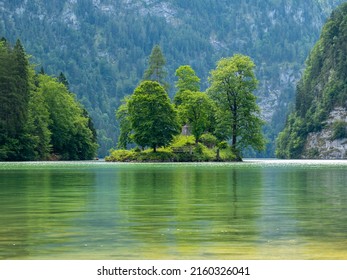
[39,74,98,160]
[208,54,265,156]
[174,65,200,105]
[127,81,180,152]
[177,91,214,143]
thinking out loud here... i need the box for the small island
[105,134,237,162]
[106,46,265,162]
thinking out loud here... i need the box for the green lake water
[0,160,347,260]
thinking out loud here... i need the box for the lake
[0,160,347,260]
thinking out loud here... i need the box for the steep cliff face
[276,2,347,159]
[304,107,347,159]
[0,0,344,156]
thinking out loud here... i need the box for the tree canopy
[115,56,265,161]
[174,65,201,106]
[176,90,214,143]
[208,54,265,156]
[1,1,343,157]
[175,65,200,92]
[0,39,98,160]
[39,74,98,160]
[143,45,169,91]
[127,81,180,152]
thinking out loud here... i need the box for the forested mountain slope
[0,0,344,156]
[276,2,347,159]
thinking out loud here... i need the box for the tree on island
[176,91,214,143]
[143,45,169,91]
[174,65,200,105]
[127,81,180,152]
[116,96,132,149]
[208,54,265,157]
[112,55,265,161]
[116,46,178,152]
[174,65,215,143]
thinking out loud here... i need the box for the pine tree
[143,45,169,91]
[0,40,13,159]
[39,67,45,75]
[0,39,31,159]
[58,72,70,91]
[12,39,30,137]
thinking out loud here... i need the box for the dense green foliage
[114,53,264,161]
[276,3,347,158]
[176,91,215,143]
[38,75,98,160]
[106,135,236,162]
[1,0,343,157]
[0,39,97,160]
[174,65,218,145]
[175,65,200,92]
[0,39,30,160]
[126,81,180,152]
[208,55,266,157]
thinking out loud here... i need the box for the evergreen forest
[0,0,343,156]
[0,38,97,161]
[1,0,344,157]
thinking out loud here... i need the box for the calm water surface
[0,160,347,259]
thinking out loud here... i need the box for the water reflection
[0,166,96,259]
[0,161,347,259]
[115,165,264,258]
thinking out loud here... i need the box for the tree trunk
[216,148,220,161]
[232,127,237,148]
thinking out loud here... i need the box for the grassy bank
[105,136,239,162]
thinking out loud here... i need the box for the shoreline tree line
[0,38,98,161]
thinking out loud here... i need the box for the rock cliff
[276,2,347,159]
[304,107,347,159]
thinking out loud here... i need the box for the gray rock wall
[303,107,347,159]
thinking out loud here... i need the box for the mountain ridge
[0,0,344,156]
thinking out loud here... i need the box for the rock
[303,107,347,159]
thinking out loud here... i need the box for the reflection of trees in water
[3,164,346,259]
[257,165,347,255]
[117,165,264,254]
[286,167,347,242]
[0,167,96,259]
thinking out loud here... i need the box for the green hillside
[276,2,347,158]
[0,0,344,156]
